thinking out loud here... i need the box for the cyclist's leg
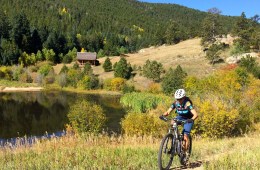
[183,121,193,152]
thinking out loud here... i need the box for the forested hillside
[0,0,239,65]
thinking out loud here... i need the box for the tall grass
[1,131,260,169]
[120,92,172,113]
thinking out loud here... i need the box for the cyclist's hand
[186,119,194,123]
[159,115,168,121]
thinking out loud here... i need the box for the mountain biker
[160,89,198,152]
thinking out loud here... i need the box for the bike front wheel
[158,133,176,170]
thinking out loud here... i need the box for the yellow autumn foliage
[103,77,126,91]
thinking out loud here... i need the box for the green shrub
[67,68,81,87]
[77,75,99,90]
[19,71,33,83]
[57,73,67,88]
[12,66,24,81]
[122,84,136,94]
[38,64,53,76]
[121,112,165,137]
[59,65,69,74]
[142,59,163,82]
[68,100,106,133]
[44,70,55,84]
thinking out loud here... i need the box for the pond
[0,91,126,140]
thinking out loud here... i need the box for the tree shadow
[170,160,205,169]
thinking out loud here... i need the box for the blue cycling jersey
[171,97,193,119]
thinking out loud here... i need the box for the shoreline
[0,87,44,92]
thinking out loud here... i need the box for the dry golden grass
[95,38,225,78]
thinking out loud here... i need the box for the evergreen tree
[0,39,20,65]
[114,57,132,79]
[30,29,42,54]
[12,13,31,53]
[165,21,182,44]
[83,62,93,75]
[0,11,11,40]
[206,44,224,65]
[232,12,253,53]
[162,65,187,95]
[103,57,112,72]
[201,8,222,46]
[142,59,163,82]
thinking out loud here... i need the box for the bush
[146,83,161,93]
[68,100,106,133]
[19,71,33,83]
[103,77,126,91]
[67,68,81,87]
[59,65,69,74]
[0,66,12,80]
[57,73,67,88]
[142,59,163,82]
[38,64,53,76]
[122,84,136,94]
[77,75,99,90]
[121,112,166,137]
[44,70,55,84]
[193,96,240,138]
[12,66,24,81]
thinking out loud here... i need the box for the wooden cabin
[76,52,97,66]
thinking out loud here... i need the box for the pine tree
[12,13,31,53]
[0,11,11,40]
[232,12,255,53]
[114,57,132,79]
[142,59,163,82]
[162,65,187,95]
[103,57,112,72]
[165,21,182,44]
[201,8,222,46]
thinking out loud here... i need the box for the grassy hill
[91,38,224,89]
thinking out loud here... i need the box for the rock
[226,52,259,64]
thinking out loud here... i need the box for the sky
[139,0,260,18]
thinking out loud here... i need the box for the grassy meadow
[1,127,260,170]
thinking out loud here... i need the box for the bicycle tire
[180,134,192,166]
[158,133,176,170]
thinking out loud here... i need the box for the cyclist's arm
[163,107,173,116]
[190,109,198,120]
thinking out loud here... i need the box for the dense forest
[0,0,258,66]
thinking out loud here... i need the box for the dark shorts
[176,116,194,135]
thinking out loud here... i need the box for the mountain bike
[158,117,192,170]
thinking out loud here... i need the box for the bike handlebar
[159,116,187,124]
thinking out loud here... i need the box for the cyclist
[160,89,198,153]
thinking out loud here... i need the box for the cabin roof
[76,52,97,60]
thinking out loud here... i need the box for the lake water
[0,91,125,140]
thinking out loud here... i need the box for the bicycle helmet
[174,89,186,99]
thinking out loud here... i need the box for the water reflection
[0,91,125,140]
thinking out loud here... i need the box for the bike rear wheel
[158,133,176,170]
[180,134,192,166]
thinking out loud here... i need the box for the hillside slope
[92,38,228,90]
[95,38,221,76]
